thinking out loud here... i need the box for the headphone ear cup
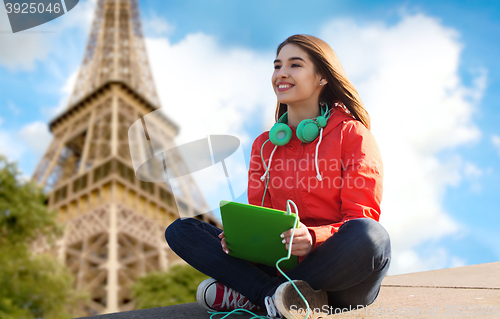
[295,120,306,142]
[297,119,319,143]
[269,123,292,146]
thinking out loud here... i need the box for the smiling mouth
[277,84,294,91]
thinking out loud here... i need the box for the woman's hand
[219,231,230,254]
[281,222,313,256]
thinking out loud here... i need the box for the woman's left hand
[281,222,313,256]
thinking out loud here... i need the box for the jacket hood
[318,108,357,135]
[280,107,357,146]
[260,107,358,183]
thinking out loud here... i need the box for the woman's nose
[277,68,288,78]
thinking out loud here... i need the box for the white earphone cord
[260,144,278,182]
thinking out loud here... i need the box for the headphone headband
[270,102,332,145]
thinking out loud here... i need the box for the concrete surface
[76,261,500,319]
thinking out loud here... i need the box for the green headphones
[269,103,330,146]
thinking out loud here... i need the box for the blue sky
[1,0,499,275]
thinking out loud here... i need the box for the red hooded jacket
[247,109,383,258]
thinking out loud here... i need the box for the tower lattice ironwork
[31,0,218,315]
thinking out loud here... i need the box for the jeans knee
[344,218,391,258]
[165,218,189,249]
[165,219,177,247]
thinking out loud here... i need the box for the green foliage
[131,264,210,309]
[0,156,62,248]
[0,155,88,319]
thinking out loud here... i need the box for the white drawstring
[262,119,327,184]
[261,131,324,183]
[260,144,279,182]
[314,128,324,181]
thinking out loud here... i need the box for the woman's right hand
[219,231,230,254]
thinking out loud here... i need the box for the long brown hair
[274,34,371,130]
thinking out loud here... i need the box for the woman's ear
[318,75,327,86]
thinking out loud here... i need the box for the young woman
[165,34,391,319]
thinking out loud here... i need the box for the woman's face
[272,44,323,106]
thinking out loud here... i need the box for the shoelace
[264,295,282,318]
[237,298,257,310]
[207,201,309,319]
[221,285,256,310]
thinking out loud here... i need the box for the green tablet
[220,200,299,270]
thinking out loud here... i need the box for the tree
[0,155,87,319]
[131,264,210,309]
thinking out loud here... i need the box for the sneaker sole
[275,280,328,319]
[196,278,218,312]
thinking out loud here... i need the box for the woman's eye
[274,65,281,70]
[291,64,300,67]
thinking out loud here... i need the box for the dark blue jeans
[165,217,391,310]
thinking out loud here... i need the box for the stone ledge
[76,261,500,319]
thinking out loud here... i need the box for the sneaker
[264,295,283,318]
[273,280,328,319]
[196,278,261,312]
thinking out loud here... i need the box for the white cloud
[56,0,96,34]
[146,32,276,147]
[0,9,51,71]
[449,256,467,268]
[41,67,80,118]
[393,247,466,274]
[145,33,277,215]
[18,121,52,157]
[143,13,176,37]
[0,0,95,72]
[0,130,24,161]
[492,135,500,157]
[145,33,276,206]
[462,161,483,193]
[0,1,96,179]
[0,120,51,174]
[319,14,485,275]
[464,162,483,178]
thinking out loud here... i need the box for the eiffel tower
[31,0,219,315]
